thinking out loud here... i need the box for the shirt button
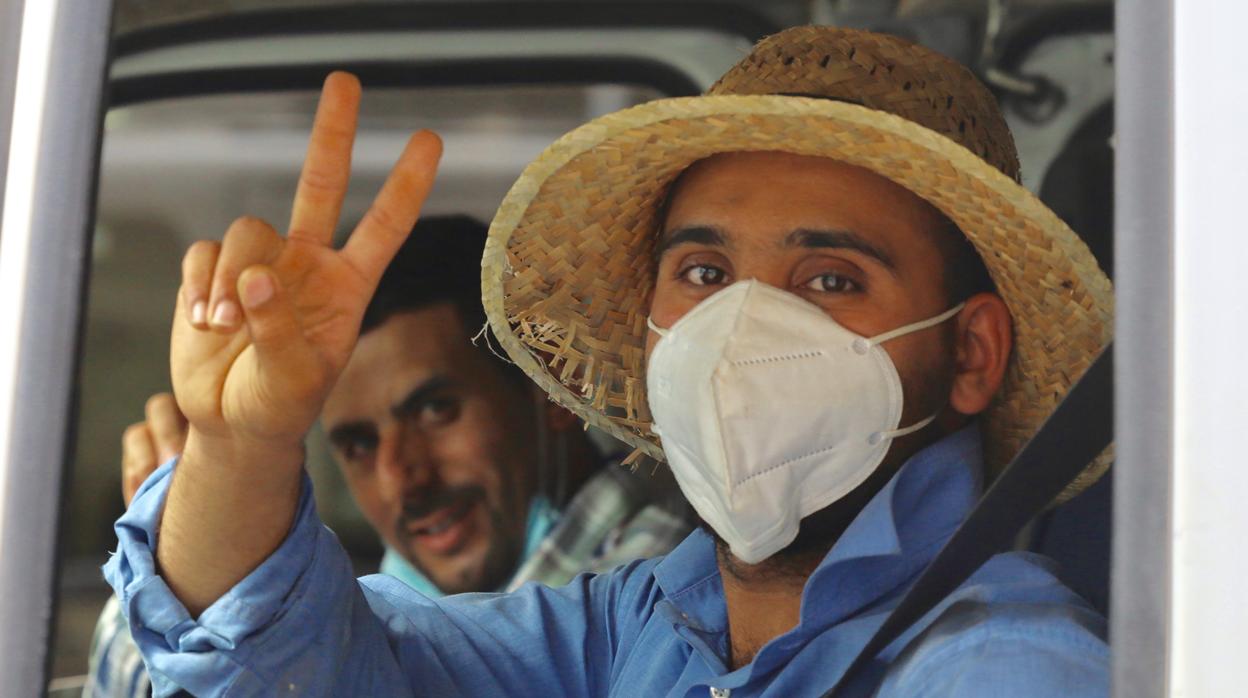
[710,688,731,698]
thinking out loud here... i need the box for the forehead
[323,304,475,419]
[662,151,948,246]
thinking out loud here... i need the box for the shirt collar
[652,423,984,644]
[822,422,982,567]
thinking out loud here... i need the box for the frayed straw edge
[472,321,518,367]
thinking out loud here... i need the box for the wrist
[181,426,306,482]
[158,427,308,617]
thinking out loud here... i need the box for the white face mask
[646,280,963,564]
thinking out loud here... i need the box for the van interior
[47,1,1115,690]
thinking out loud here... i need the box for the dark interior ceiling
[110,0,811,37]
[111,0,1110,39]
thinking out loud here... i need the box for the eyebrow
[655,225,727,258]
[325,375,455,447]
[784,228,897,271]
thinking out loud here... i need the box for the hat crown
[708,26,1020,181]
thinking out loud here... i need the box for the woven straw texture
[482,26,1114,501]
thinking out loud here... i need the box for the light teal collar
[379,495,559,598]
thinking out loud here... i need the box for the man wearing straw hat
[104,26,1111,696]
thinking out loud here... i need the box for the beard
[394,484,524,594]
[708,418,944,583]
[703,462,898,581]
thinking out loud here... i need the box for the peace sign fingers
[340,129,443,286]
[167,71,443,456]
[287,71,361,246]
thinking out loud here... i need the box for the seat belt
[822,342,1114,697]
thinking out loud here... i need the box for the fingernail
[211,300,240,327]
[241,273,275,309]
[191,301,207,326]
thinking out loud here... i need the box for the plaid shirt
[85,459,693,698]
[507,458,693,591]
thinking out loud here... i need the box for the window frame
[0,0,114,694]
[3,5,763,691]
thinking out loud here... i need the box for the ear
[948,292,1013,416]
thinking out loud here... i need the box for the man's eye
[680,264,728,286]
[340,439,376,464]
[803,272,861,293]
[420,398,460,426]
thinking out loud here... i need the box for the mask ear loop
[870,413,939,445]
[646,316,669,338]
[862,302,966,349]
[860,302,966,445]
[645,319,668,440]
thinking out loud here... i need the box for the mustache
[397,486,485,524]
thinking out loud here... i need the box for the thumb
[237,265,323,398]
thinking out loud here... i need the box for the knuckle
[122,422,146,443]
[145,393,171,416]
[149,392,177,417]
[226,215,272,235]
[182,240,221,274]
[217,218,281,279]
[363,206,401,236]
[298,167,344,196]
[314,115,356,146]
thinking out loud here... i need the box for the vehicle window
[39,5,1122,695]
[49,82,663,687]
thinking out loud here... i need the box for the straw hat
[481,26,1114,501]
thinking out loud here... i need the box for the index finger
[288,72,362,245]
[341,130,442,285]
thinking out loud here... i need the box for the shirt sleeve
[875,601,1110,698]
[102,458,659,697]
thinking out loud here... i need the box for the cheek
[434,403,523,494]
[345,476,401,541]
[646,283,700,354]
[882,332,956,416]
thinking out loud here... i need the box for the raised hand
[121,392,187,505]
[171,72,442,453]
[156,73,442,614]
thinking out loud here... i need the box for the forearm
[106,456,638,696]
[106,460,394,696]
[155,428,305,616]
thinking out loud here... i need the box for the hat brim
[482,95,1114,501]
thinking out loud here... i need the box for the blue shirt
[103,426,1108,697]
